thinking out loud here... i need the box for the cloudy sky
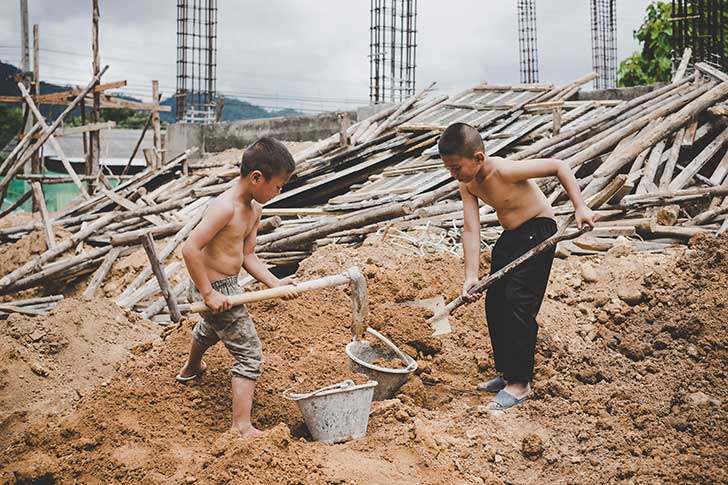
[0,1,655,113]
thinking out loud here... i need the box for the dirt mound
[0,296,160,447]
[2,234,728,483]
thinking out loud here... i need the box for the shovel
[418,175,628,336]
[183,266,369,337]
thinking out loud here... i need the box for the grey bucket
[284,379,378,444]
[345,328,418,401]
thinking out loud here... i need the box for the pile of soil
[1,233,727,484]
[0,297,160,448]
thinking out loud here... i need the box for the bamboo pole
[584,81,728,197]
[141,234,181,322]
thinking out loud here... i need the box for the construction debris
[2,61,728,324]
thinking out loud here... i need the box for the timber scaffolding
[2,52,728,323]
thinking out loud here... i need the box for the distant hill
[159,96,299,124]
[0,61,301,122]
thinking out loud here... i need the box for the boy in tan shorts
[176,137,297,439]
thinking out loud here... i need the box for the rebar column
[590,0,617,89]
[369,0,417,104]
[175,0,217,124]
[517,0,539,84]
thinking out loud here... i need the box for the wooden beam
[97,95,172,112]
[672,48,692,82]
[670,125,728,190]
[100,188,166,227]
[151,80,161,168]
[17,83,90,198]
[55,121,116,137]
[0,189,32,220]
[141,234,181,323]
[30,182,56,249]
[83,246,121,298]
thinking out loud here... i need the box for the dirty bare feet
[177,360,207,381]
[233,424,263,440]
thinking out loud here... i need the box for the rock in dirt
[686,391,720,408]
[580,263,599,283]
[607,236,635,257]
[617,287,643,306]
[30,362,49,377]
[521,434,544,460]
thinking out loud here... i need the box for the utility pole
[19,0,30,73]
[86,0,101,192]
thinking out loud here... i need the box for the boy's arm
[498,158,595,228]
[242,211,297,297]
[460,183,482,301]
[181,200,233,312]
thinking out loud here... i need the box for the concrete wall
[167,110,356,159]
[575,83,667,101]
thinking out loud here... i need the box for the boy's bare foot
[233,424,262,440]
[176,360,208,383]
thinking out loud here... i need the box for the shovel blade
[402,296,452,336]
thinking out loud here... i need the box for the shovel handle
[187,272,352,313]
[431,226,590,321]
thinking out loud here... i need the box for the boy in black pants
[438,123,595,410]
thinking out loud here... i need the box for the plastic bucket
[346,328,418,401]
[284,379,378,444]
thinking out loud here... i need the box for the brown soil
[0,297,160,448]
[1,233,727,484]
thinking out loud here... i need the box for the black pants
[485,217,557,383]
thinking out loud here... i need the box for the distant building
[43,128,160,175]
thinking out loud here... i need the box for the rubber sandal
[175,373,201,383]
[476,376,506,393]
[488,389,529,410]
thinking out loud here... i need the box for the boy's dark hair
[240,137,295,179]
[437,122,484,159]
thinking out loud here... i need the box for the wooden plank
[16,83,91,199]
[695,61,728,83]
[118,262,183,308]
[55,121,116,137]
[98,94,172,112]
[659,128,685,190]
[83,246,121,298]
[101,188,166,227]
[30,182,56,249]
[670,125,728,190]
[682,117,699,147]
[109,222,184,246]
[152,80,162,168]
[0,189,32,219]
[141,234,181,322]
[672,47,692,82]
[636,139,666,195]
[584,82,726,197]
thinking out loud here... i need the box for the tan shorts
[189,276,263,380]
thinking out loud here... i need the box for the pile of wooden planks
[2,56,728,323]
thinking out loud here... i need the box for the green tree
[0,104,23,152]
[617,2,673,87]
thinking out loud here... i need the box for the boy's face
[249,170,292,203]
[441,152,484,183]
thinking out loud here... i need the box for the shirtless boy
[177,137,296,438]
[438,122,595,410]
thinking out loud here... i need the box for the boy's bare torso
[466,156,555,230]
[202,189,261,281]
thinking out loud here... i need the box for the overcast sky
[0,1,655,113]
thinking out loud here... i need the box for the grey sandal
[476,376,506,393]
[488,389,529,410]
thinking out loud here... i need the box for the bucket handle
[367,327,418,372]
[283,379,356,401]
